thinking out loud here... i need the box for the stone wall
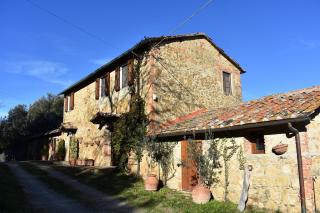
[308,114,320,212]
[152,38,243,125]
[62,74,133,166]
[61,53,155,166]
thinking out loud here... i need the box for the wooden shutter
[105,73,110,96]
[64,96,68,112]
[70,92,74,110]
[115,67,120,91]
[95,78,100,100]
[127,59,134,86]
[223,72,231,95]
[248,133,265,154]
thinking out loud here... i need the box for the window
[64,93,74,112]
[247,133,265,154]
[67,96,71,111]
[223,72,232,95]
[99,78,106,98]
[120,64,128,89]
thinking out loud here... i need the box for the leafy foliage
[0,94,63,160]
[27,94,63,135]
[237,145,246,170]
[0,105,28,159]
[69,137,78,160]
[145,137,176,185]
[187,133,221,188]
[41,144,49,156]
[111,94,148,171]
[56,139,66,161]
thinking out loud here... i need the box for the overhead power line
[24,0,117,50]
[25,0,213,104]
[151,0,214,50]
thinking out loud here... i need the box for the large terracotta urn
[192,184,211,204]
[69,159,76,166]
[41,155,48,161]
[144,174,159,191]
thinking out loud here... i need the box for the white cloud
[298,39,320,49]
[2,60,73,87]
[90,58,111,66]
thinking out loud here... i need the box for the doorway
[181,140,202,191]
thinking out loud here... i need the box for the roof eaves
[155,116,311,139]
[59,33,245,95]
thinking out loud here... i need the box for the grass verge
[19,162,97,210]
[0,163,29,212]
[51,164,266,213]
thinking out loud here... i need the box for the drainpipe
[288,122,307,213]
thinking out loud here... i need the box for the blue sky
[1,0,319,117]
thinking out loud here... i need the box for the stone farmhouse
[47,33,320,212]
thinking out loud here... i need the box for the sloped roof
[155,86,320,137]
[60,33,245,95]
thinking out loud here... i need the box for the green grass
[51,164,266,213]
[19,162,97,210]
[0,163,29,212]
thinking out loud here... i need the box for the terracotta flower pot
[144,174,159,191]
[85,159,94,166]
[103,144,110,156]
[69,159,76,166]
[76,159,84,166]
[192,184,211,204]
[272,144,288,155]
[41,155,48,161]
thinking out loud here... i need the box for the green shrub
[69,137,78,159]
[56,139,66,161]
[41,144,49,156]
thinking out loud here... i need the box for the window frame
[222,71,232,96]
[99,77,106,98]
[120,64,128,89]
[67,95,71,112]
[248,132,265,154]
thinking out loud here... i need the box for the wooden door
[181,140,201,191]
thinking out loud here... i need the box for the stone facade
[60,36,243,167]
[136,113,320,212]
[152,38,242,125]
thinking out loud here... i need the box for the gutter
[288,123,307,213]
[155,117,310,139]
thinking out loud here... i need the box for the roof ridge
[245,85,320,103]
[60,32,244,95]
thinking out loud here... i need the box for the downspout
[288,122,307,213]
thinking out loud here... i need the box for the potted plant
[56,139,66,161]
[187,137,221,204]
[144,137,160,191]
[69,137,78,166]
[41,144,49,161]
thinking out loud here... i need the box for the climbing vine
[111,54,148,173]
[216,137,239,201]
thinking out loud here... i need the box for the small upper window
[120,64,128,89]
[64,93,74,112]
[247,133,265,154]
[223,72,232,95]
[67,96,71,111]
[99,78,106,98]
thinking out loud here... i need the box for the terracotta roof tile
[155,86,320,136]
